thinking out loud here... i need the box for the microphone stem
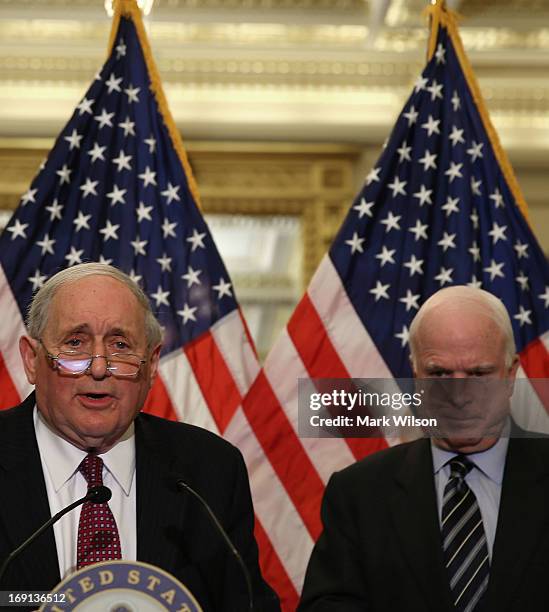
[177,480,254,612]
[0,494,88,584]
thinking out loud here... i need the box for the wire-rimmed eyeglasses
[39,339,147,378]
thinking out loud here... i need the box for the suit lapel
[484,435,549,610]
[135,414,192,571]
[0,396,60,589]
[390,440,455,612]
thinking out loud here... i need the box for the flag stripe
[143,374,179,421]
[158,351,219,432]
[184,331,242,434]
[254,518,299,612]
[0,355,21,408]
[210,310,260,396]
[264,328,357,483]
[0,265,32,401]
[307,256,394,379]
[287,290,389,458]
[224,408,315,589]
[242,371,324,540]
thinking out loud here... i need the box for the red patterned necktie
[76,453,122,569]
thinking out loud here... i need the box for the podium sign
[39,560,203,611]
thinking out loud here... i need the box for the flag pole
[423,0,530,222]
[108,0,203,208]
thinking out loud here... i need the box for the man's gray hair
[409,285,516,368]
[26,263,163,349]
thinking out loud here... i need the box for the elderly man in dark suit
[0,262,279,611]
[299,285,549,612]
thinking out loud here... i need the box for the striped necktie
[441,455,490,612]
[77,453,122,569]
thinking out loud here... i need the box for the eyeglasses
[39,340,147,378]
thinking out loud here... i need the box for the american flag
[248,5,549,608]
[0,0,278,603]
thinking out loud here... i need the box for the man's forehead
[45,276,145,333]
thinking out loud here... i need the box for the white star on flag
[56,165,72,185]
[136,201,153,222]
[118,116,136,136]
[413,185,433,207]
[375,246,396,267]
[161,182,181,204]
[353,198,374,218]
[448,125,465,146]
[213,278,232,298]
[387,176,407,197]
[46,199,63,221]
[124,84,140,103]
[21,188,38,206]
[36,233,56,255]
[73,211,92,232]
[380,211,402,233]
[488,222,507,245]
[418,149,437,171]
[483,259,505,281]
[404,254,424,276]
[88,143,107,163]
[7,219,29,240]
[105,72,122,93]
[186,229,206,251]
[403,106,418,126]
[177,303,198,324]
[182,266,202,287]
[399,290,420,312]
[150,285,170,307]
[99,220,120,242]
[369,281,390,302]
[94,108,115,129]
[64,129,83,150]
[79,179,99,198]
[138,166,157,187]
[156,253,172,272]
[345,232,365,254]
[435,266,453,286]
[421,115,441,136]
[513,305,532,327]
[112,150,132,172]
[106,184,127,206]
[162,218,178,238]
[28,270,47,291]
[408,219,428,241]
[65,246,84,266]
[130,237,148,256]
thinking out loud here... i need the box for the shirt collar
[431,423,510,485]
[34,406,136,495]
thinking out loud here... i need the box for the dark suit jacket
[299,434,549,611]
[0,394,280,612]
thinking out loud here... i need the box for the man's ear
[148,343,162,386]
[19,336,39,384]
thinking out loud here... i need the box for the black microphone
[0,485,112,584]
[176,479,254,612]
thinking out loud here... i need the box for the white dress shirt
[34,406,137,579]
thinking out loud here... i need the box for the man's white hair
[408,285,516,368]
[26,262,163,349]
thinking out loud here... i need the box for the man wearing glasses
[0,262,279,611]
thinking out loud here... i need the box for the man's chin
[434,436,499,454]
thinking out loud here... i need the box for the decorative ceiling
[1,0,548,147]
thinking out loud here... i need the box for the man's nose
[88,353,110,379]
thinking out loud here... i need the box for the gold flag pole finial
[424,0,446,61]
